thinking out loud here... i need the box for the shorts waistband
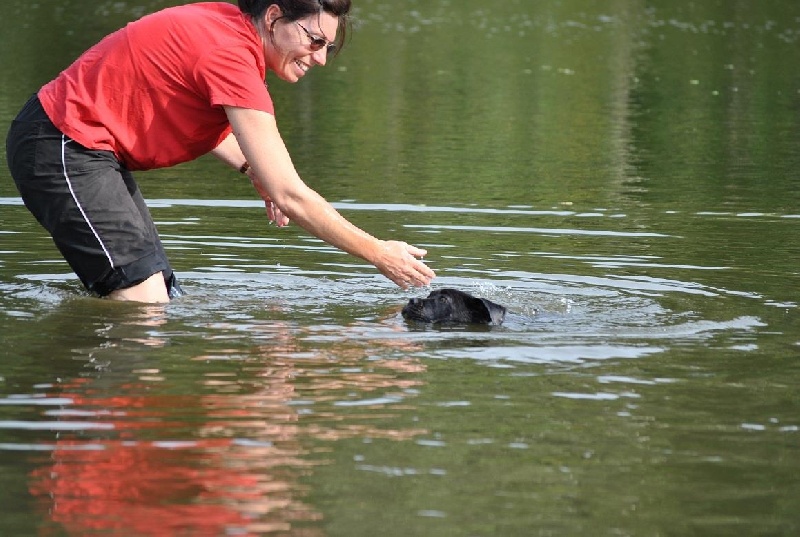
[14,94,51,124]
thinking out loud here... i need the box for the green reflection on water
[1,0,800,536]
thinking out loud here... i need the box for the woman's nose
[311,47,328,66]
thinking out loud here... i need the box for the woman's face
[263,6,338,83]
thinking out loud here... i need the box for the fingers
[404,244,436,284]
[388,242,435,289]
[405,244,428,258]
[265,200,290,227]
[249,175,290,227]
[400,267,434,288]
[406,263,436,288]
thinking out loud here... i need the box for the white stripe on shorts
[61,135,115,269]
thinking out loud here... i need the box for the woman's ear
[264,3,283,27]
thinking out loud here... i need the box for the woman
[5,0,435,303]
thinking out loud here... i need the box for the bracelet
[239,161,250,174]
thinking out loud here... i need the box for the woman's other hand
[248,169,290,227]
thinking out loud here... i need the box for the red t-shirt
[38,2,274,171]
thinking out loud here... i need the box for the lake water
[1,0,799,535]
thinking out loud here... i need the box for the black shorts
[5,95,183,298]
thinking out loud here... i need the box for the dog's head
[401,288,506,325]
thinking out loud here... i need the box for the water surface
[1,0,799,535]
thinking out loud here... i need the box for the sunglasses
[295,21,337,55]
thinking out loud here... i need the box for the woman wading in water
[6,0,435,302]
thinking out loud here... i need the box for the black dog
[402,288,506,325]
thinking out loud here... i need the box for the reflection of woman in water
[24,302,426,535]
[5,0,435,303]
[29,429,267,535]
[24,304,314,535]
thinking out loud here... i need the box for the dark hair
[238,0,352,54]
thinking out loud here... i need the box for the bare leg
[107,271,170,303]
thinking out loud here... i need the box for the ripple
[0,420,114,431]
[405,224,669,238]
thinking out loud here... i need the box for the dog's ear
[480,298,506,325]
[448,291,492,324]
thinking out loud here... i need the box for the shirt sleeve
[193,45,274,114]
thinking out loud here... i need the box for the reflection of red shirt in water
[30,438,257,535]
[37,2,274,171]
[27,384,257,535]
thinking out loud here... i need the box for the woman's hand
[265,199,289,227]
[248,169,290,227]
[373,241,436,289]
[208,132,290,226]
